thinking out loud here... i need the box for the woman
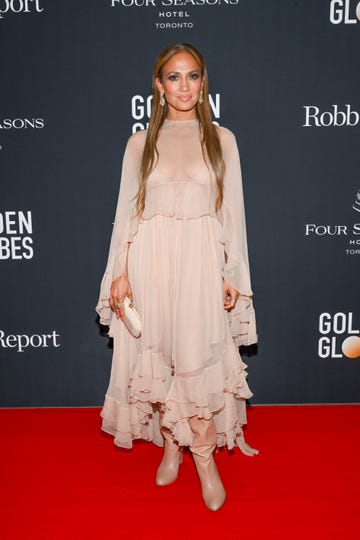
[96,43,259,512]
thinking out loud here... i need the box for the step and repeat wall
[1,1,359,407]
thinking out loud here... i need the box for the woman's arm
[109,242,133,320]
[219,127,257,346]
[96,132,145,326]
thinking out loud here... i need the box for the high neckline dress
[96,117,259,456]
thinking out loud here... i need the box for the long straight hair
[135,43,225,218]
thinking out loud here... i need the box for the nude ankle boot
[189,416,226,511]
[156,424,183,487]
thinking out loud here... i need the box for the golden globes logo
[342,336,360,357]
[318,312,360,358]
[0,210,34,260]
[130,93,221,132]
[329,0,360,24]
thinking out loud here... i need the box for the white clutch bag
[122,296,141,338]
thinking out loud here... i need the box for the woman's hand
[223,280,240,311]
[109,275,133,320]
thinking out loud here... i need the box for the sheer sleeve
[219,127,258,346]
[95,131,145,326]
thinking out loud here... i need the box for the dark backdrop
[1,0,359,406]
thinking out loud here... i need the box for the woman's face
[156,51,204,120]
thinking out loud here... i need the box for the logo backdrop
[1,0,359,406]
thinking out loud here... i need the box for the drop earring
[160,92,165,107]
[199,89,204,104]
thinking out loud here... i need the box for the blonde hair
[135,43,225,217]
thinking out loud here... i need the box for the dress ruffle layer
[100,329,258,455]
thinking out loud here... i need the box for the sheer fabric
[96,118,258,455]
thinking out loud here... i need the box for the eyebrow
[165,69,200,75]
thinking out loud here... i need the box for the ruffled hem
[100,342,259,456]
[226,295,258,347]
[100,398,163,449]
[95,272,113,327]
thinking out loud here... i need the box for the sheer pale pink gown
[96,118,259,456]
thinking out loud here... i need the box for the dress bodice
[142,118,217,220]
[147,118,212,186]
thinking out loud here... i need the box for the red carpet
[1,405,359,540]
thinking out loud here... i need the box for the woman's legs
[189,416,226,511]
[155,411,226,512]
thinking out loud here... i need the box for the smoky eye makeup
[166,70,201,81]
[167,73,179,81]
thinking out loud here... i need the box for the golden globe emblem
[341,336,360,358]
